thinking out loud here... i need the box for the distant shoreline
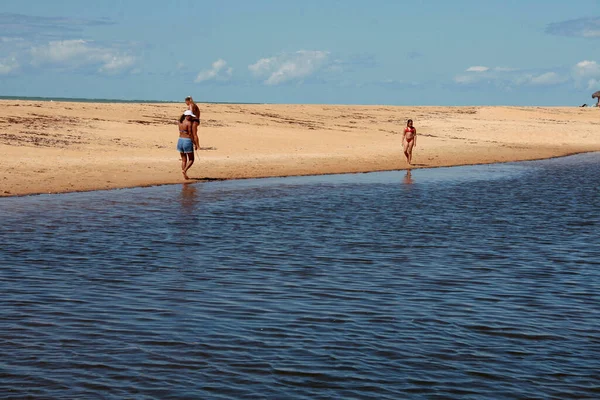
[2,96,589,108]
[0,95,261,105]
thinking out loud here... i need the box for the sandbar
[1,100,599,197]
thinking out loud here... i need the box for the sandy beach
[1,100,599,197]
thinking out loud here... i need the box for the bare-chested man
[185,96,201,150]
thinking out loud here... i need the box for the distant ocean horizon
[2,95,580,107]
[0,95,260,105]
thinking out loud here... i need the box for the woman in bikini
[177,110,198,180]
[402,119,417,165]
[185,96,201,150]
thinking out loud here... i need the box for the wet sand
[1,100,599,197]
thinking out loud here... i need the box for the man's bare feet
[182,171,190,180]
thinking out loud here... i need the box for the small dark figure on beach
[177,110,197,180]
[402,119,417,165]
[185,96,201,150]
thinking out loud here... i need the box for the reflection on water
[179,182,198,212]
[403,169,414,184]
[1,153,600,399]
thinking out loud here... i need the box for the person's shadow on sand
[185,177,224,182]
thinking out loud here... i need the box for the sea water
[1,154,599,399]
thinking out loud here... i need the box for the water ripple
[1,154,600,399]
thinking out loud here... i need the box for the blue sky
[0,0,599,105]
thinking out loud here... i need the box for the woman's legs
[183,152,194,179]
[180,152,195,179]
[180,152,187,172]
[406,140,415,164]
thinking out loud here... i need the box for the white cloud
[457,61,600,90]
[30,39,89,63]
[248,50,330,85]
[494,67,518,72]
[572,60,600,89]
[465,66,489,72]
[587,78,600,90]
[194,58,232,83]
[583,29,600,38]
[455,65,567,88]
[453,74,481,85]
[29,39,136,73]
[99,55,135,73]
[573,60,600,77]
[0,56,19,74]
[249,58,274,75]
[454,66,497,85]
[546,17,600,38]
[529,72,567,86]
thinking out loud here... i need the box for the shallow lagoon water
[1,154,599,399]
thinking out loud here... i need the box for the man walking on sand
[185,96,201,150]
